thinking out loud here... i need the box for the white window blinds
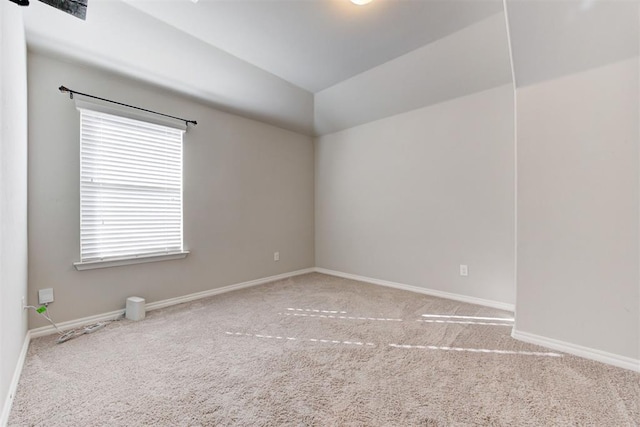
[79,109,184,262]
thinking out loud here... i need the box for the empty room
[1,0,639,425]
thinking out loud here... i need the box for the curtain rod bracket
[58,85,197,127]
[58,86,73,100]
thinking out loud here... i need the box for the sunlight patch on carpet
[280,312,403,321]
[421,314,514,322]
[416,319,513,326]
[286,307,347,314]
[225,331,376,347]
[388,343,563,357]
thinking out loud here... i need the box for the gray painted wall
[314,12,512,136]
[515,57,639,359]
[315,84,515,306]
[0,1,28,419]
[27,52,315,328]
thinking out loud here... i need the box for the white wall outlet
[459,265,468,276]
[274,251,280,261]
[38,288,54,305]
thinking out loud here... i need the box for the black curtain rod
[59,86,197,127]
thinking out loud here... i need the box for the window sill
[74,251,190,271]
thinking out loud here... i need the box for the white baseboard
[1,331,31,427]
[29,308,126,339]
[314,268,515,312]
[144,268,315,311]
[29,268,315,338]
[512,329,640,372]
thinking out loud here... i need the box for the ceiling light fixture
[350,0,372,5]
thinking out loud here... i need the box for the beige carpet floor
[9,273,640,426]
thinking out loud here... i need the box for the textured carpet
[9,273,640,426]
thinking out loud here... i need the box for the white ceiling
[315,11,512,134]
[22,0,638,136]
[507,0,639,88]
[123,0,503,93]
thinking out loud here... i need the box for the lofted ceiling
[21,0,639,136]
[22,0,505,135]
[122,0,503,93]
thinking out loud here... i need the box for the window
[74,106,188,270]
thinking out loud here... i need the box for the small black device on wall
[8,0,88,20]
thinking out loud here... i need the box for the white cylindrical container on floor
[126,296,146,321]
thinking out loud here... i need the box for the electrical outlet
[38,288,54,305]
[21,297,25,310]
[459,265,468,276]
[274,251,280,262]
